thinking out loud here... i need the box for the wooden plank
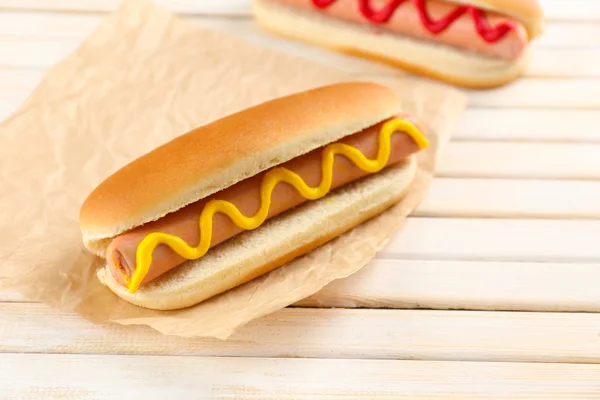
[0,37,79,69]
[0,0,253,14]
[2,73,598,115]
[4,223,600,306]
[415,178,600,218]
[0,70,595,143]
[438,142,600,179]
[2,304,600,363]
[4,259,600,311]
[4,59,596,111]
[539,0,600,22]
[0,11,100,38]
[453,108,600,142]
[466,79,600,109]
[381,218,600,262]
[1,354,599,399]
[0,69,44,92]
[0,44,595,82]
[0,11,594,64]
[535,21,600,48]
[0,290,28,302]
[527,48,600,79]
[0,0,597,21]
[0,94,29,122]
[299,259,600,311]
[2,87,599,142]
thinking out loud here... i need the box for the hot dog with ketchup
[252,0,544,88]
[79,82,428,310]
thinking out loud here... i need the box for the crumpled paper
[0,0,467,339]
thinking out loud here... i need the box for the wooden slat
[439,142,600,179]
[4,223,600,305]
[527,48,600,79]
[5,221,597,310]
[0,94,29,122]
[1,39,595,81]
[0,37,79,69]
[416,178,600,218]
[2,75,599,118]
[0,70,596,143]
[4,259,600,311]
[0,0,253,14]
[535,22,600,48]
[0,11,100,38]
[0,290,27,302]
[469,79,600,109]
[2,93,599,143]
[539,0,600,22]
[0,43,596,81]
[2,304,600,363]
[299,259,600,311]
[0,0,597,22]
[0,11,595,63]
[454,108,600,142]
[466,79,600,109]
[1,354,599,399]
[381,218,600,262]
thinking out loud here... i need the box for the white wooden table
[2,1,600,398]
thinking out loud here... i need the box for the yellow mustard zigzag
[127,118,428,293]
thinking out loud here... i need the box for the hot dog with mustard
[79,82,428,310]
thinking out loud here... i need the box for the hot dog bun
[80,82,422,310]
[97,160,416,310]
[251,0,543,88]
[80,82,401,255]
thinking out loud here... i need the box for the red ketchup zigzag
[310,0,518,43]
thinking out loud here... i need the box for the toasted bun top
[448,0,544,39]
[79,81,402,247]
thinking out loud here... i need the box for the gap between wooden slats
[0,0,598,21]
[1,354,599,399]
[2,304,600,363]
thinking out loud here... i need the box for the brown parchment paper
[0,0,466,339]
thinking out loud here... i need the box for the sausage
[107,115,423,287]
[275,0,528,61]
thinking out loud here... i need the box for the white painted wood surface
[1,0,600,398]
[2,354,599,399]
[3,303,600,363]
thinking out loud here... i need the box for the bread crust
[98,159,416,310]
[80,82,402,245]
[253,0,530,89]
